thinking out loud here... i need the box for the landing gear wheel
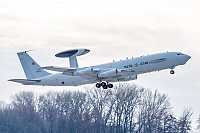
[101,82,106,87]
[95,81,113,89]
[108,84,113,88]
[102,85,108,89]
[170,70,175,74]
[96,83,101,88]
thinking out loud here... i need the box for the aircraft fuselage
[31,52,190,86]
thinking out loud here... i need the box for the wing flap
[8,79,41,85]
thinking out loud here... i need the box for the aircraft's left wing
[42,66,100,76]
[68,67,135,81]
[8,79,41,85]
[42,66,76,72]
[43,66,135,81]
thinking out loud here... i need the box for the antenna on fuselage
[55,48,90,68]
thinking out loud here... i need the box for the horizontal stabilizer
[8,79,41,85]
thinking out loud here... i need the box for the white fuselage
[32,52,190,86]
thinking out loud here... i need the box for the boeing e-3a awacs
[8,49,191,89]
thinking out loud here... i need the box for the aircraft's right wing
[8,79,41,85]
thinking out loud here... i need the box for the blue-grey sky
[0,0,200,130]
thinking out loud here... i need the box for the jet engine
[98,69,118,78]
[73,67,93,76]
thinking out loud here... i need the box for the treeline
[0,83,197,133]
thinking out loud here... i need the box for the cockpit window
[177,53,184,56]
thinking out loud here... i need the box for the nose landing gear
[170,69,175,74]
[95,82,113,89]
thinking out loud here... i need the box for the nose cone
[185,54,191,62]
[178,53,191,65]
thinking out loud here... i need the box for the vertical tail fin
[17,51,50,79]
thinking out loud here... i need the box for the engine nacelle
[73,67,93,76]
[98,69,118,78]
[119,75,137,81]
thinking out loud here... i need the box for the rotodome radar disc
[55,48,90,58]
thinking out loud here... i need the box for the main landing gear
[95,82,113,89]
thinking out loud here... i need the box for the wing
[43,66,134,81]
[42,66,76,75]
[8,79,41,85]
[42,66,100,76]
[42,66,76,72]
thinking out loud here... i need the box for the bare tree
[178,108,193,133]
[0,101,24,133]
[111,83,144,133]
[137,89,171,133]
[197,115,200,131]
[0,83,195,133]
[12,91,44,133]
[56,91,93,133]
[87,87,114,133]
[162,113,180,133]
[38,91,59,133]
[66,91,88,133]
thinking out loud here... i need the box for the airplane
[8,48,191,89]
